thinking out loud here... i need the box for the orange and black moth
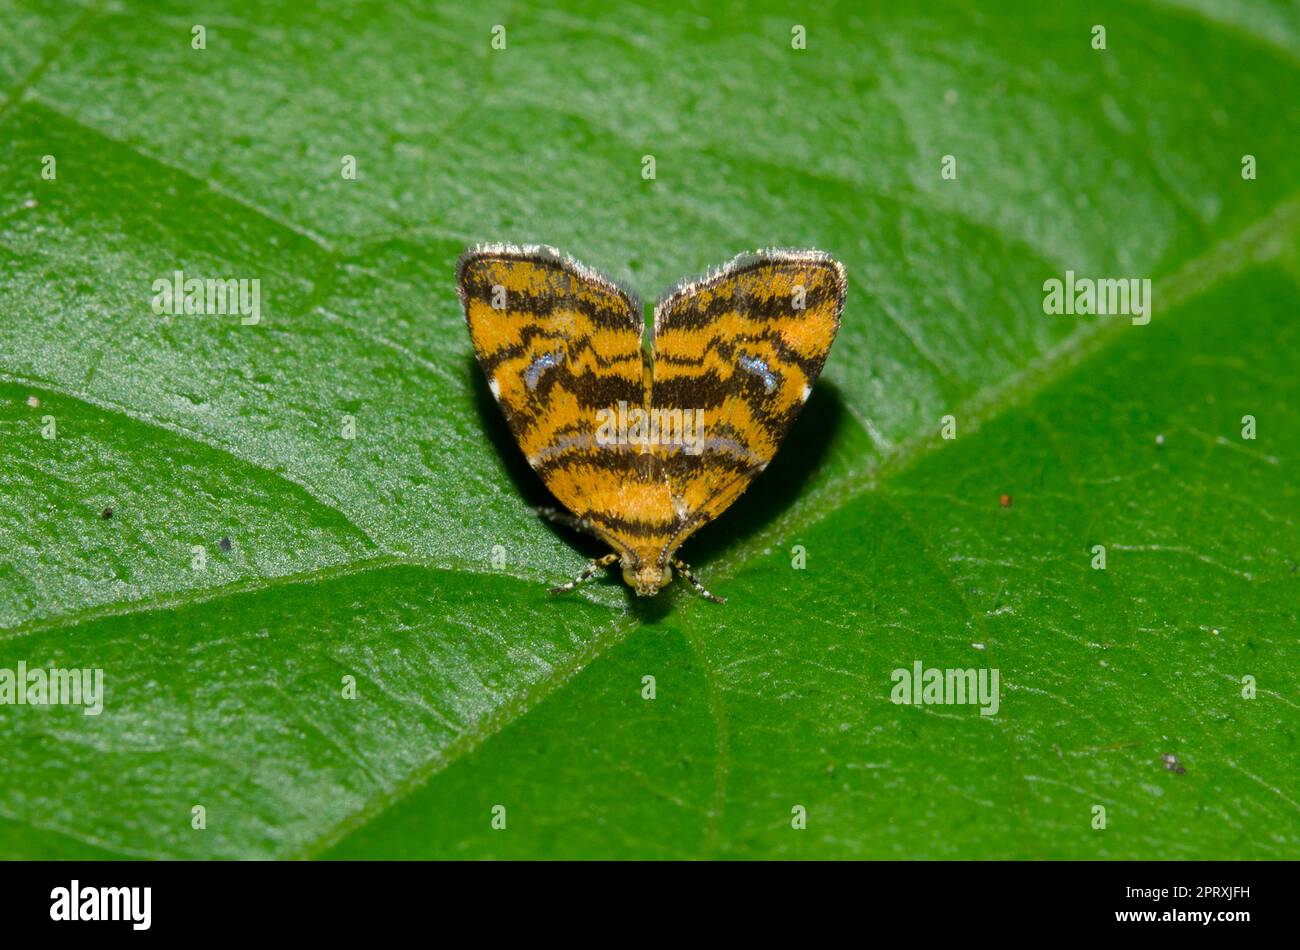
[458,244,846,602]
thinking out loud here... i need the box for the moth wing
[458,244,654,550]
[650,249,845,549]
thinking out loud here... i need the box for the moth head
[622,559,672,597]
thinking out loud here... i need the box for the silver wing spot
[737,353,779,394]
[525,350,565,391]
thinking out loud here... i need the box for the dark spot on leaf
[101,507,113,519]
[219,536,232,551]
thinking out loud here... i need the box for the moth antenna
[671,559,726,604]
[549,553,619,595]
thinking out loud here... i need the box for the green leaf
[1,0,1297,859]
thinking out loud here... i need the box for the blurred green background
[0,0,1296,858]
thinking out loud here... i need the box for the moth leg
[671,559,727,604]
[534,505,597,537]
[549,553,619,595]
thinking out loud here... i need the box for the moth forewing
[649,249,846,548]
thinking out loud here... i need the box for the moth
[458,244,846,602]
